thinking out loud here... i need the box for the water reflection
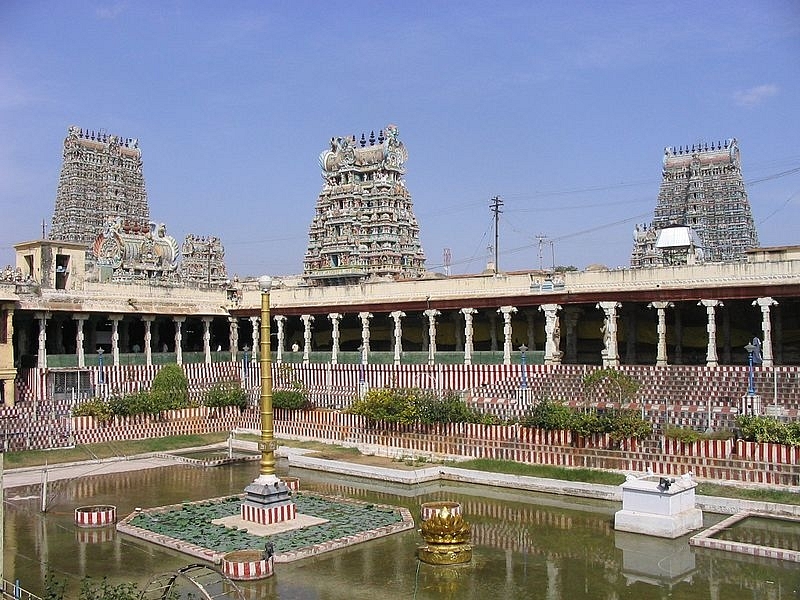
[4,461,800,599]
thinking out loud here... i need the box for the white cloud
[95,2,128,20]
[733,84,779,107]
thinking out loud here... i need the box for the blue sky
[2,1,798,277]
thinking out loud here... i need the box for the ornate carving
[306,125,426,284]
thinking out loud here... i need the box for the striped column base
[241,502,297,525]
[421,501,462,521]
[75,505,117,528]
[222,550,274,581]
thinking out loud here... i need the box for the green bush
[606,410,652,441]
[521,398,573,430]
[736,415,800,446]
[71,398,112,421]
[272,388,311,410]
[664,426,733,442]
[522,401,651,441]
[205,380,248,410]
[569,410,609,437]
[416,391,482,424]
[349,387,483,425]
[108,391,157,416]
[150,364,189,410]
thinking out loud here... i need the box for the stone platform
[116,492,414,565]
[614,475,703,538]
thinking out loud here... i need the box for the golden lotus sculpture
[418,506,472,565]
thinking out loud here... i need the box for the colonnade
[23,296,781,368]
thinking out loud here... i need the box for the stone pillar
[699,299,723,367]
[250,316,259,363]
[424,309,440,365]
[110,315,122,366]
[202,316,212,364]
[173,316,185,365]
[497,306,517,365]
[328,313,341,365]
[754,297,778,367]
[301,315,314,364]
[229,317,239,362]
[563,307,581,364]
[461,308,477,365]
[358,312,372,359]
[390,311,405,366]
[75,314,88,368]
[648,301,674,366]
[274,315,286,364]
[2,308,12,407]
[539,304,562,365]
[36,312,48,369]
[142,316,154,366]
[597,301,621,368]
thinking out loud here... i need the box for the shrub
[150,364,189,410]
[272,389,310,410]
[736,415,800,446]
[349,387,482,425]
[606,410,652,441]
[664,427,733,442]
[350,387,415,424]
[521,398,573,430]
[205,380,248,410]
[72,398,111,421]
[108,391,157,416]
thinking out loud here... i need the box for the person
[291,342,299,353]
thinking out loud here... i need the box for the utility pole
[490,196,503,274]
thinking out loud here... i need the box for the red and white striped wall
[75,505,116,527]
[240,502,297,525]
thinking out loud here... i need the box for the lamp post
[97,347,105,392]
[257,276,275,477]
[241,275,295,525]
[745,342,756,397]
[242,345,250,382]
[519,344,528,389]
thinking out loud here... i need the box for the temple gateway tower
[631,138,759,268]
[303,125,426,285]
[50,126,150,248]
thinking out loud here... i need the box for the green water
[4,461,800,599]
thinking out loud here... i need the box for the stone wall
[63,407,800,486]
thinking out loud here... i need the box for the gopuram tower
[631,138,759,268]
[50,126,150,248]
[303,124,426,285]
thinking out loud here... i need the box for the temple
[48,126,227,286]
[631,139,759,267]
[50,126,150,251]
[303,125,426,285]
[0,129,798,428]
